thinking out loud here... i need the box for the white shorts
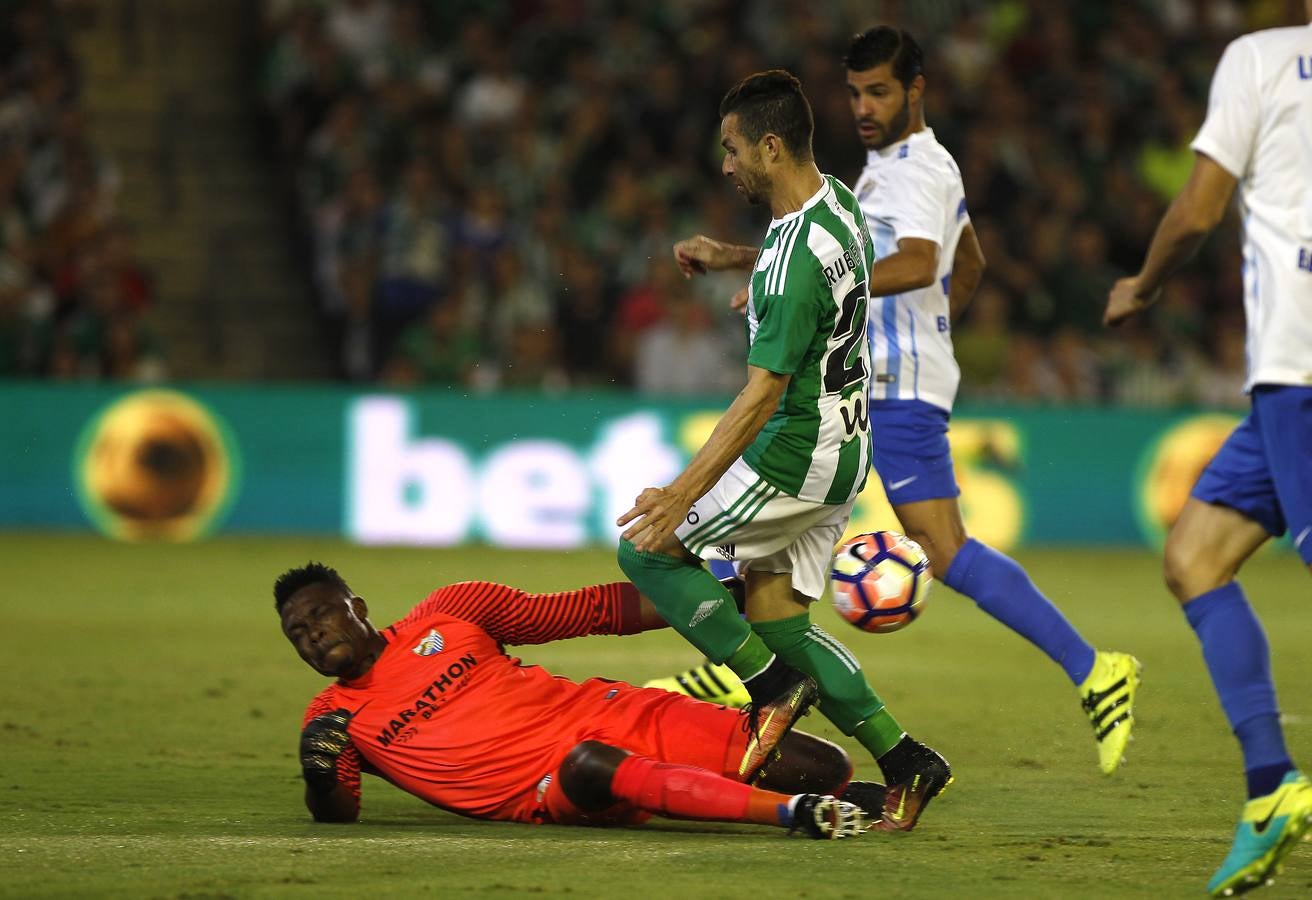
[674,457,855,600]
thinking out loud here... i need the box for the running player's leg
[620,459,824,780]
[1170,389,1312,895]
[900,496,1096,685]
[1169,409,1291,799]
[876,399,1140,772]
[744,510,950,831]
[901,492,1140,773]
[616,461,782,692]
[747,569,901,760]
[1167,496,1283,790]
[876,400,1099,685]
[642,569,752,707]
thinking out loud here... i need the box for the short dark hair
[844,26,924,89]
[718,69,814,161]
[273,562,352,613]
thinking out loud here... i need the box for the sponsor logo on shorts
[888,475,919,492]
[536,773,553,803]
[411,628,445,656]
[690,599,723,628]
[715,543,736,560]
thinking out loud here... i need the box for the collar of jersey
[768,177,830,230]
[866,126,937,165]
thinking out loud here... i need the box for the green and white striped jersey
[743,175,874,504]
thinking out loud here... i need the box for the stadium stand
[0,0,164,379]
[9,0,1301,402]
[257,0,1285,405]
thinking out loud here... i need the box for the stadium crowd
[259,0,1286,407]
[10,0,1296,403]
[0,0,162,381]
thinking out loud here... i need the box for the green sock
[617,539,770,673]
[751,612,901,751]
[853,712,906,759]
[726,635,774,680]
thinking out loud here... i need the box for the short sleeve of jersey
[748,275,821,375]
[877,159,944,247]
[302,690,362,801]
[1191,37,1260,179]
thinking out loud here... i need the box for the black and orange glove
[299,708,353,792]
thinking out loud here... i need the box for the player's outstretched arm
[1105,152,1237,326]
[619,365,788,552]
[300,709,361,823]
[673,234,758,278]
[947,223,985,321]
[423,580,667,644]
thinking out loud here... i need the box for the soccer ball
[830,531,932,633]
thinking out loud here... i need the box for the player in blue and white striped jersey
[1105,7,1312,893]
[845,25,1140,777]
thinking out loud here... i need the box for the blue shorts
[869,399,960,506]
[1191,385,1312,564]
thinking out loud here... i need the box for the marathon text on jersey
[376,652,478,746]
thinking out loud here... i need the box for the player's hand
[1104,277,1159,327]
[673,235,734,278]
[300,708,353,791]
[617,486,694,553]
[730,284,749,315]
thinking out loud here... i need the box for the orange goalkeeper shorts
[501,681,751,826]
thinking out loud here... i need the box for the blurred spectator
[59,268,164,382]
[486,246,552,360]
[1046,220,1123,334]
[1108,324,1192,408]
[554,248,617,385]
[382,294,479,388]
[254,0,1288,405]
[954,282,1010,400]
[374,157,450,364]
[327,0,392,68]
[635,292,738,396]
[0,0,159,380]
[1191,315,1249,411]
[1049,326,1103,404]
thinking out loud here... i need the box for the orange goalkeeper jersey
[300,581,644,820]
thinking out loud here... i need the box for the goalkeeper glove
[300,708,353,792]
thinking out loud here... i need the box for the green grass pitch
[3,534,1310,899]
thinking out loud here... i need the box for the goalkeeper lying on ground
[276,562,889,839]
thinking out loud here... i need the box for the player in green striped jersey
[617,70,948,831]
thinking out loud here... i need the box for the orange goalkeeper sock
[610,754,796,827]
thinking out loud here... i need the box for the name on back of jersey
[822,237,864,288]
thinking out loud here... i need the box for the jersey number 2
[823,284,868,394]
